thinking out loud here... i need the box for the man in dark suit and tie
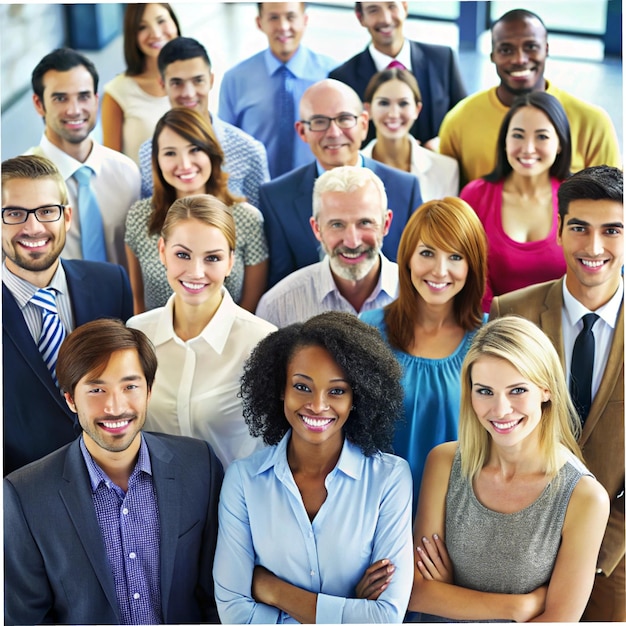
[2,155,133,475]
[259,78,422,287]
[490,165,624,622]
[329,1,466,148]
[4,318,223,625]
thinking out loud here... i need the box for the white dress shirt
[27,135,141,268]
[368,39,413,72]
[562,278,623,401]
[127,289,276,468]
[361,135,459,200]
[255,254,398,328]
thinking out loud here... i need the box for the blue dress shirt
[80,435,161,624]
[218,46,337,178]
[213,432,413,623]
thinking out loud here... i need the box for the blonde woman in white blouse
[127,195,276,468]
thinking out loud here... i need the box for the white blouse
[127,289,277,468]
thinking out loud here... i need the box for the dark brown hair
[149,107,241,236]
[57,319,158,396]
[363,67,421,104]
[123,3,181,75]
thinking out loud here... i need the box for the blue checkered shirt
[80,435,162,624]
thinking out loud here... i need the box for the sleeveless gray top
[445,448,591,596]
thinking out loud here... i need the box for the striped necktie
[31,288,67,388]
[73,165,107,262]
[276,65,295,177]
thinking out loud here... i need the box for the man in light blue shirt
[218,2,336,178]
[256,166,398,326]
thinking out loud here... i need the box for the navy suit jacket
[4,432,223,625]
[329,39,466,144]
[3,259,133,475]
[259,158,422,287]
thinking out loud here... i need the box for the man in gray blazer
[490,165,624,622]
[4,318,223,625]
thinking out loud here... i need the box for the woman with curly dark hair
[213,311,414,624]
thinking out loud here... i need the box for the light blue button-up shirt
[214,432,413,623]
[219,46,337,178]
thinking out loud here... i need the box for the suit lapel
[63,260,98,326]
[541,279,566,364]
[2,283,72,416]
[293,164,319,249]
[58,440,121,620]
[580,301,624,446]
[145,433,178,622]
[357,49,377,91]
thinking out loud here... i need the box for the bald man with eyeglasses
[1,154,133,475]
[259,78,422,287]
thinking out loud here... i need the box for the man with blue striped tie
[2,155,134,475]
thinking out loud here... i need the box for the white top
[103,73,171,165]
[255,254,398,328]
[561,278,623,400]
[361,134,459,201]
[27,135,141,269]
[368,39,413,72]
[127,289,277,468]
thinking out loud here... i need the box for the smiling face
[409,240,469,307]
[283,344,353,452]
[471,355,549,449]
[157,126,212,197]
[65,348,150,459]
[162,57,214,114]
[158,218,234,309]
[358,2,408,57]
[136,3,178,60]
[368,78,421,141]
[311,182,390,282]
[557,198,624,309]
[2,177,72,285]
[296,82,369,170]
[505,105,560,178]
[491,17,548,105]
[33,65,98,151]
[256,2,308,62]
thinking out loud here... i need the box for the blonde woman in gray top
[407,317,609,622]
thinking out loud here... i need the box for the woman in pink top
[460,92,571,312]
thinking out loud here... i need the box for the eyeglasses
[2,204,66,225]
[300,114,359,132]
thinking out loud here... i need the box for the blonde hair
[458,316,583,481]
[161,194,236,251]
[1,154,69,205]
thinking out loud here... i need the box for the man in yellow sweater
[439,9,621,186]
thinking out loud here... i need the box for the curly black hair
[240,311,404,456]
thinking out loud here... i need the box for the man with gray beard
[255,166,398,327]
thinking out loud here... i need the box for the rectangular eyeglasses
[2,204,65,225]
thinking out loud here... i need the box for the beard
[328,245,380,282]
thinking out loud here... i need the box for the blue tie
[73,166,107,262]
[569,312,599,425]
[276,65,295,177]
[31,288,67,388]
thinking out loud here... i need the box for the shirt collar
[79,433,152,492]
[256,431,365,481]
[2,259,68,309]
[315,155,364,177]
[318,253,396,304]
[368,39,411,72]
[562,278,623,329]
[264,45,309,78]
[152,289,237,354]
[39,133,101,178]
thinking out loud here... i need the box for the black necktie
[569,313,599,425]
